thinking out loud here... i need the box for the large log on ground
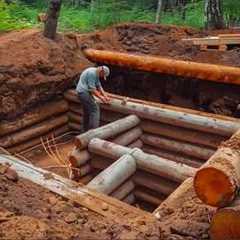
[210,200,240,240]
[7,125,69,154]
[111,180,135,200]
[65,90,240,137]
[142,145,202,168]
[87,154,136,195]
[0,100,68,137]
[88,138,196,183]
[141,120,224,148]
[141,133,214,161]
[75,115,140,149]
[0,115,68,148]
[83,48,240,85]
[194,130,240,207]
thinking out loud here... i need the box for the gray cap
[101,66,110,80]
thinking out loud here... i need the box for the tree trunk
[205,0,225,30]
[44,0,62,39]
[155,0,163,24]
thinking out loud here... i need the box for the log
[111,180,135,200]
[79,174,95,185]
[87,154,136,195]
[142,145,202,168]
[72,164,92,179]
[112,127,142,146]
[68,122,82,132]
[0,115,68,148]
[141,133,214,161]
[7,125,69,154]
[133,171,178,196]
[135,190,163,206]
[65,90,240,137]
[83,48,240,85]
[194,130,240,207]
[210,201,240,240]
[68,112,83,123]
[0,100,68,137]
[91,155,113,170]
[123,193,135,205]
[69,149,90,168]
[128,140,143,149]
[141,120,224,148]
[75,115,140,149]
[88,138,196,183]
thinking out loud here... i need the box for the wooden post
[43,0,62,40]
[88,138,196,183]
[141,133,215,161]
[87,154,136,195]
[75,115,140,149]
[194,129,240,207]
[111,180,135,200]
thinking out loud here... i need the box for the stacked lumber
[0,100,69,153]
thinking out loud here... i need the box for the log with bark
[0,100,68,137]
[0,115,68,148]
[87,154,136,195]
[142,145,202,168]
[83,48,240,85]
[65,90,240,136]
[88,138,196,183]
[141,120,224,148]
[141,133,214,161]
[194,130,240,207]
[75,115,140,149]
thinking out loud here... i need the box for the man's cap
[101,66,110,80]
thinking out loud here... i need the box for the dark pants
[78,92,100,132]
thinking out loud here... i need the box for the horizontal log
[135,190,163,206]
[7,125,70,154]
[68,122,82,132]
[194,129,240,207]
[87,154,136,195]
[68,112,83,123]
[210,201,240,240]
[0,100,68,137]
[112,127,142,146]
[83,48,240,85]
[111,180,135,200]
[141,133,214,161]
[79,174,95,185]
[69,149,90,168]
[0,115,68,148]
[133,171,178,196]
[128,139,143,149]
[65,90,240,137]
[75,115,140,149]
[142,145,202,168]
[141,120,224,148]
[88,138,196,183]
[91,155,113,170]
[123,193,135,205]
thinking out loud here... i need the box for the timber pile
[0,100,70,154]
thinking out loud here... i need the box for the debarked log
[75,115,140,149]
[87,154,136,195]
[88,138,196,183]
[65,90,240,137]
[141,133,214,161]
[0,100,68,137]
[83,48,240,85]
[7,125,70,154]
[210,200,240,240]
[141,120,224,148]
[142,145,202,168]
[0,115,68,148]
[111,180,135,200]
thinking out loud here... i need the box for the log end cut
[210,208,240,240]
[194,167,236,207]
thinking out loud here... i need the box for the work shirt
[76,67,102,93]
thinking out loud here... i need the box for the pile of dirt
[0,164,163,240]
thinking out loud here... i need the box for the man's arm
[99,87,110,101]
[91,89,109,103]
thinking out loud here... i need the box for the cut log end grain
[194,167,236,207]
[210,208,240,240]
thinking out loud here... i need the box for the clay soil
[1,23,240,120]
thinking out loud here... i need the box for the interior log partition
[194,129,240,207]
[83,48,240,85]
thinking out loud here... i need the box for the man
[76,66,111,132]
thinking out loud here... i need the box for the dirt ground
[1,23,240,120]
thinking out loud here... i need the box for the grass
[0,0,239,33]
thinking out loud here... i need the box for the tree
[43,0,62,40]
[155,0,163,23]
[204,0,225,29]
